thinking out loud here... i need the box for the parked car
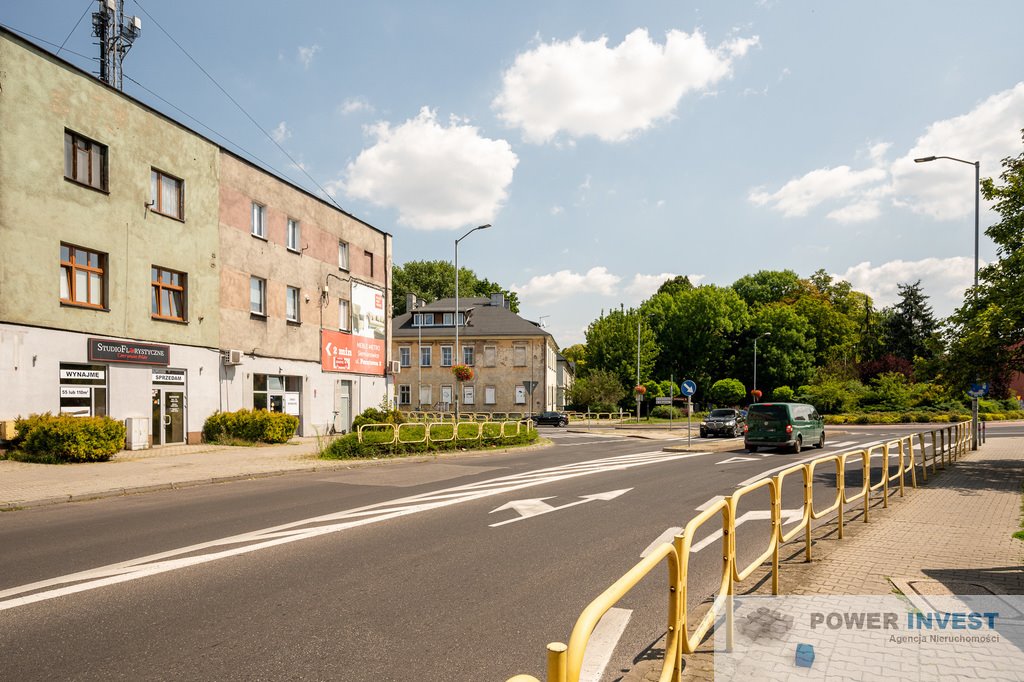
[700,408,746,438]
[743,402,825,454]
[529,411,570,427]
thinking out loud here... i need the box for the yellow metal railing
[506,420,974,682]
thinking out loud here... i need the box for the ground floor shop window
[254,374,301,415]
[59,363,107,417]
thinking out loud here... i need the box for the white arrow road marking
[579,607,632,682]
[716,456,760,464]
[695,495,726,511]
[0,450,706,612]
[489,489,632,527]
[689,507,805,553]
[641,527,683,558]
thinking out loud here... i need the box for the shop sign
[152,370,186,384]
[60,369,105,381]
[89,338,170,366]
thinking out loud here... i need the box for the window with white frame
[286,286,301,323]
[441,345,453,367]
[419,384,432,406]
[338,299,351,331]
[484,386,496,405]
[462,346,474,366]
[398,385,411,405]
[484,345,496,367]
[287,218,300,251]
[250,276,266,315]
[252,202,266,238]
[513,345,527,367]
[399,347,411,367]
[443,312,454,326]
[338,241,349,270]
[463,384,475,405]
[420,345,432,367]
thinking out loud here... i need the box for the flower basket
[452,364,474,381]
[634,385,647,394]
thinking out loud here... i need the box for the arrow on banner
[489,489,632,527]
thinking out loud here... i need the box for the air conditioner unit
[387,360,401,375]
[223,349,243,365]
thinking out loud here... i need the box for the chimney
[406,293,418,311]
[490,292,504,308]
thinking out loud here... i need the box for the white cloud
[550,205,564,215]
[749,164,888,217]
[271,121,291,144]
[341,107,519,230]
[339,97,373,115]
[512,267,621,305]
[891,82,1024,220]
[826,199,880,224]
[297,44,321,68]
[493,28,759,144]
[835,257,977,315]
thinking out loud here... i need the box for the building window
[59,363,107,417]
[513,345,528,367]
[151,169,183,220]
[443,312,454,326]
[286,286,301,323]
[398,385,411,405]
[463,384,475,405]
[252,202,266,238]
[423,313,435,326]
[64,130,107,191]
[253,374,301,413]
[287,218,300,251]
[463,346,474,366]
[60,243,106,309]
[420,345,432,367]
[338,299,350,331]
[399,347,411,367]
[151,266,186,322]
[484,386,496,405]
[419,384,432,407]
[250,276,266,315]
[338,241,349,270]
[365,250,374,277]
[484,345,496,367]
[441,345,453,367]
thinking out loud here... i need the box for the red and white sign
[321,329,385,375]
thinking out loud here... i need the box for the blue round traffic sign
[680,380,697,397]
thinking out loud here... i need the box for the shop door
[334,380,352,434]
[151,388,186,445]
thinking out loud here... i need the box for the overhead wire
[57,0,93,57]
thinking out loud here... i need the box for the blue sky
[5,1,1024,347]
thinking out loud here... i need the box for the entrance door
[334,380,352,434]
[151,388,186,445]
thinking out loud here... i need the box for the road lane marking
[579,607,632,682]
[0,450,712,612]
[689,508,804,553]
[641,527,683,557]
[489,489,632,527]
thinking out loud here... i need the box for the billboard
[321,282,386,375]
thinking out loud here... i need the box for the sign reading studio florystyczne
[88,338,170,366]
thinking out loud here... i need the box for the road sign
[655,396,672,405]
[523,381,538,394]
[680,380,697,397]
[968,382,989,398]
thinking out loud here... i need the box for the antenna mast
[92,0,142,90]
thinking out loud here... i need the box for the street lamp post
[914,155,980,450]
[753,332,771,403]
[454,224,491,424]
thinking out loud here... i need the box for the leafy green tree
[584,307,659,402]
[793,293,859,367]
[746,304,817,393]
[731,270,802,308]
[946,130,1024,397]
[656,275,694,297]
[560,344,587,375]
[709,378,746,406]
[797,378,865,414]
[772,385,795,402]
[860,372,912,412]
[392,260,519,314]
[566,369,626,411]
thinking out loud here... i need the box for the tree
[745,304,817,393]
[565,369,626,411]
[584,307,659,404]
[945,130,1024,398]
[731,270,802,308]
[560,344,587,375]
[881,280,939,364]
[655,275,694,297]
[709,378,746,406]
[392,260,519,314]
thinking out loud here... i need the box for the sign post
[680,379,697,447]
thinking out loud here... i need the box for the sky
[4,1,1024,347]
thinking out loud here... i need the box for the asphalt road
[0,423,993,681]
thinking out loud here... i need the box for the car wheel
[747,444,758,453]
[791,435,802,454]
[733,426,743,438]
[815,432,825,449]
[559,419,567,427]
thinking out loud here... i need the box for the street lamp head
[914,156,937,163]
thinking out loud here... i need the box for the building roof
[393,296,554,340]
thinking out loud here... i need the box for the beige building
[0,28,393,444]
[218,153,392,435]
[391,294,561,415]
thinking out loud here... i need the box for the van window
[747,404,788,424]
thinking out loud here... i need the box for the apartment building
[391,294,561,415]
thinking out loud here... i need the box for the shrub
[651,405,683,419]
[203,409,298,444]
[320,421,538,459]
[915,413,933,423]
[14,412,126,462]
[351,407,406,431]
[709,378,746,406]
[772,385,795,402]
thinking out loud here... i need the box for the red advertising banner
[321,329,385,375]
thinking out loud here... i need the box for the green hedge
[823,410,996,426]
[321,423,538,459]
[13,412,126,462]
[203,409,299,444]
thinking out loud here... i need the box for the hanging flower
[452,364,474,381]
[635,384,647,394]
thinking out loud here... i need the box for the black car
[530,411,569,427]
[700,408,745,438]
